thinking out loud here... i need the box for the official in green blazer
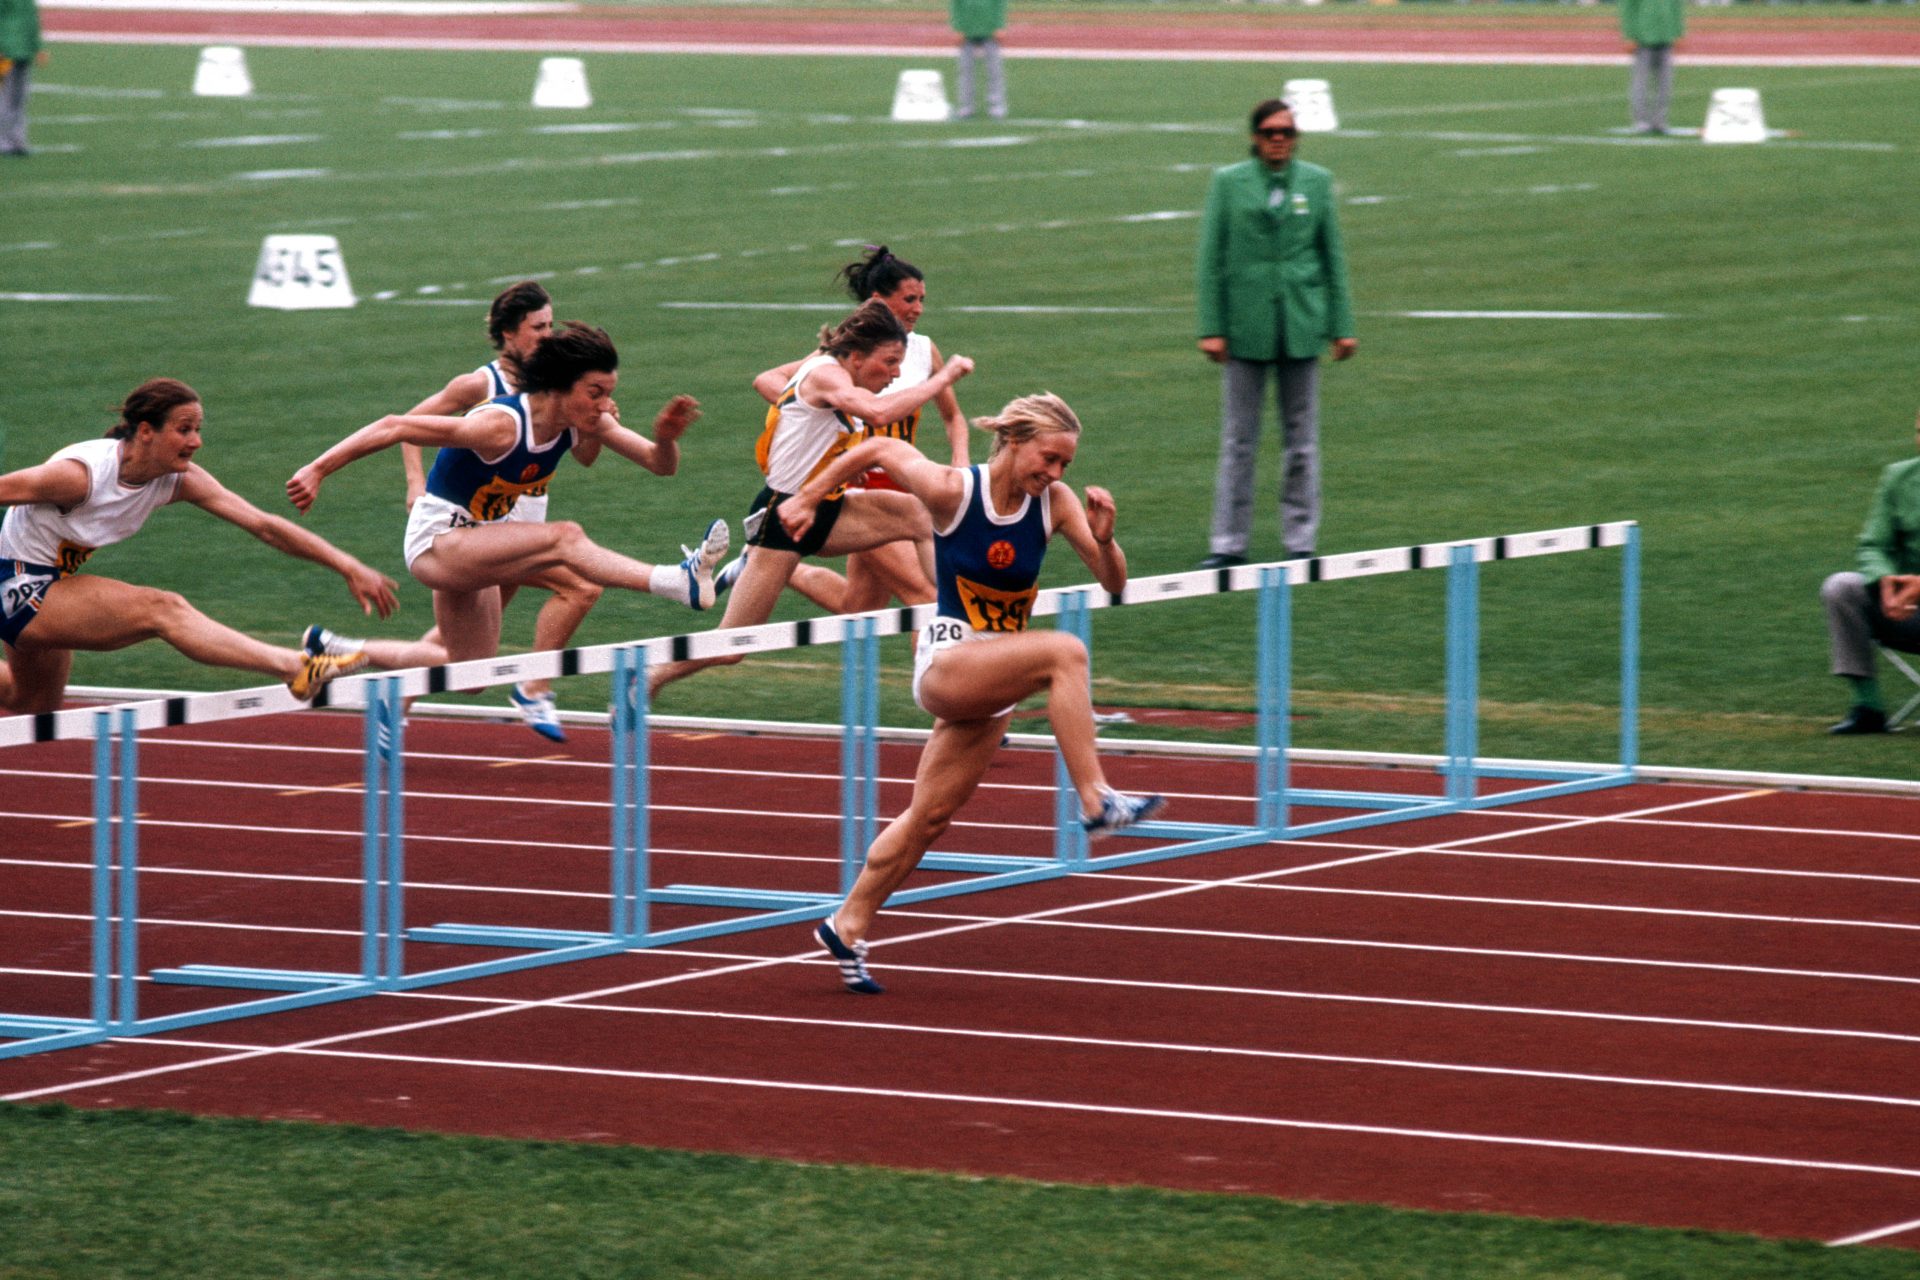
[0,0,43,156]
[1194,97,1356,568]
[1820,409,1920,734]
[1620,0,1684,134]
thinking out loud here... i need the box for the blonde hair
[977,392,1082,457]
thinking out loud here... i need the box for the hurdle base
[150,965,363,993]
[0,1015,97,1036]
[652,886,838,910]
[920,852,1052,873]
[407,925,614,949]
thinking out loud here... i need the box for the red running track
[2,710,1919,1250]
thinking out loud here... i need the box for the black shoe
[1827,707,1887,735]
[1196,553,1246,570]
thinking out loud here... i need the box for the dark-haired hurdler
[777,393,1165,995]
[0,378,407,714]
[287,322,727,683]
[645,299,973,699]
[742,245,969,618]
[392,281,696,741]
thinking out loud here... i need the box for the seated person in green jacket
[1820,409,1920,734]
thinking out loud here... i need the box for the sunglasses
[1255,126,1299,140]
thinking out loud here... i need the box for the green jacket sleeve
[1318,187,1356,342]
[1194,168,1231,340]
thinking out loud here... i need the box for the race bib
[953,575,1036,633]
[924,617,969,648]
[1,569,54,620]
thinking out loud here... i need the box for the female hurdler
[777,392,1165,994]
[0,378,400,713]
[287,323,726,677]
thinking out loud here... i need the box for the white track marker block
[532,57,591,109]
[890,69,951,122]
[247,234,355,310]
[192,46,253,98]
[1702,87,1766,144]
[1283,78,1338,133]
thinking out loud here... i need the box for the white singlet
[763,353,860,497]
[0,438,183,575]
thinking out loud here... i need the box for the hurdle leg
[1256,566,1292,834]
[1444,545,1481,804]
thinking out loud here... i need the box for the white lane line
[1390,309,1670,320]
[47,1035,1920,1185]
[8,852,1917,992]
[1239,882,1920,935]
[1829,1214,1920,1247]
[300,999,1920,1112]
[181,133,323,148]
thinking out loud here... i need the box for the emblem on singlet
[954,574,1036,633]
[56,541,95,576]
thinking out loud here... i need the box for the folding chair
[1880,645,1920,730]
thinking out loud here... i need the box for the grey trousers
[955,37,1006,119]
[0,61,30,154]
[1820,571,1920,678]
[1210,355,1321,559]
[1629,44,1674,132]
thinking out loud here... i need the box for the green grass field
[5,34,1920,1278]
[9,1103,1920,1280]
[4,44,1918,777]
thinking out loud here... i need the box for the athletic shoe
[713,553,748,598]
[680,518,728,611]
[1082,788,1166,839]
[289,649,368,701]
[302,624,364,658]
[509,683,567,743]
[815,917,883,995]
[741,505,768,545]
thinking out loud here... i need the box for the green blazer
[1619,0,1684,48]
[1195,158,1355,362]
[1856,456,1920,584]
[0,0,42,62]
[950,0,1006,40]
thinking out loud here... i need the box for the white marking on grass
[0,242,57,253]
[232,168,332,181]
[182,133,323,148]
[30,82,163,99]
[1389,309,1671,321]
[530,122,655,135]
[1454,145,1542,157]
[0,291,169,302]
[398,128,496,140]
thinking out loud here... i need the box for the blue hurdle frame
[0,523,1640,1058]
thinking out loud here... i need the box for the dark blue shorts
[0,559,59,647]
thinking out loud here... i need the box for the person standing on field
[0,0,43,156]
[951,0,1007,121]
[1194,96,1356,569]
[1620,0,1684,136]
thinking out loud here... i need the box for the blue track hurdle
[0,521,1638,1058]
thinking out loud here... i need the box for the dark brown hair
[487,280,553,351]
[109,378,200,439]
[819,300,907,359]
[837,244,923,304]
[518,322,617,395]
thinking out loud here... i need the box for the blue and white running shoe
[713,553,748,598]
[509,683,567,743]
[815,917,883,995]
[1082,789,1166,839]
[681,518,728,611]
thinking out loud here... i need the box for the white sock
[647,563,693,605]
